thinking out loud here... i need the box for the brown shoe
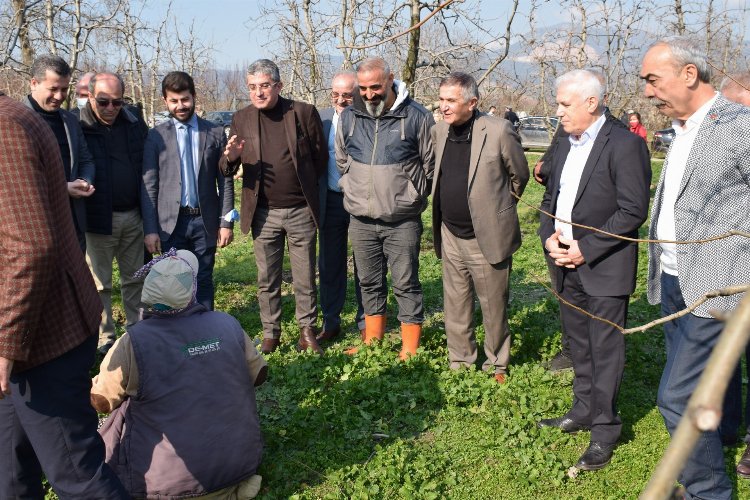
[298,326,324,355]
[737,443,750,478]
[316,325,341,342]
[260,338,280,354]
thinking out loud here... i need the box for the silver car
[518,116,559,150]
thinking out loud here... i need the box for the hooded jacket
[335,80,435,222]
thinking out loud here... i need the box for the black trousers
[558,269,628,444]
[0,336,128,499]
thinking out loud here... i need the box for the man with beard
[335,57,435,359]
[641,37,750,499]
[79,72,149,354]
[142,71,235,311]
[24,55,96,252]
[221,59,327,355]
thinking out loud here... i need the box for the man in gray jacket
[335,57,434,359]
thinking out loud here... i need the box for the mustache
[650,98,667,107]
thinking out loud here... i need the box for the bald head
[89,72,125,125]
[721,73,750,107]
[331,70,356,114]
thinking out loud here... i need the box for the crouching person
[91,249,266,499]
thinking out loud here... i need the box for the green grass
[94,154,750,499]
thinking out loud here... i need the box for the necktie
[180,124,198,208]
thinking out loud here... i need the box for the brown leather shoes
[737,443,750,478]
[316,326,341,342]
[298,326,324,355]
[260,338,280,354]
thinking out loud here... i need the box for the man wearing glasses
[79,72,149,354]
[316,71,365,344]
[221,59,327,355]
[24,55,96,253]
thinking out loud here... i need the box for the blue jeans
[162,213,217,311]
[657,273,731,499]
[349,215,423,324]
[0,336,129,499]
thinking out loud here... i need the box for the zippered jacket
[335,80,435,222]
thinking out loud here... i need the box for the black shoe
[549,351,574,372]
[537,416,590,434]
[575,441,615,470]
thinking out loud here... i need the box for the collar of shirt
[171,114,199,130]
[568,112,606,147]
[672,92,718,136]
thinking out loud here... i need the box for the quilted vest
[101,305,262,499]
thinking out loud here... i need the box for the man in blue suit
[317,71,365,343]
[142,72,235,310]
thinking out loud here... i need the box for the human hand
[0,356,14,399]
[224,134,245,163]
[68,179,95,198]
[555,236,584,268]
[218,228,233,248]
[144,233,161,254]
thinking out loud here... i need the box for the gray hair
[555,69,605,106]
[31,54,71,81]
[651,36,711,83]
[720,72,750,92]
[247,59,281,82]
[89,72,125,95]
[332,70,357,88]
[439,72,479,102]
[357,57,391,77]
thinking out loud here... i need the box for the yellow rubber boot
[345,315,386,355]
[399,323,422,360]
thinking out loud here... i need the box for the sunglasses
[94,97,124,108]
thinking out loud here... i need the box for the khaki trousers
[441,225,511,374]
[85,209,144,348]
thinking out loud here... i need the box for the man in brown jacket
[0,92,127,498]
[221,59,327,355]
[431,73,529,383]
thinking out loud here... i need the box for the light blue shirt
[173,115,200,207]
[327,112,341,192]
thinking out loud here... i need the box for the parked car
[651,127,675,153]
[518,116,559,150]
[205,111,234,137]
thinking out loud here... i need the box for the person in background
[504,106,520,131]
[0,90,128,499]
[79,72,149,354]
[316,70,365,344]
[715,71,750,479]
[93,249,265,499]
[488,105,497,116]
[628,111,648,140]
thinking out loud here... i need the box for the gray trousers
[349,215,423,324]
[251,205,317,339]
[441,225,511,374]
[85,209,144,349]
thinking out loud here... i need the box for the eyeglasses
[248,82,278,92]
[94,97,124,108]
[331,92,354,100]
